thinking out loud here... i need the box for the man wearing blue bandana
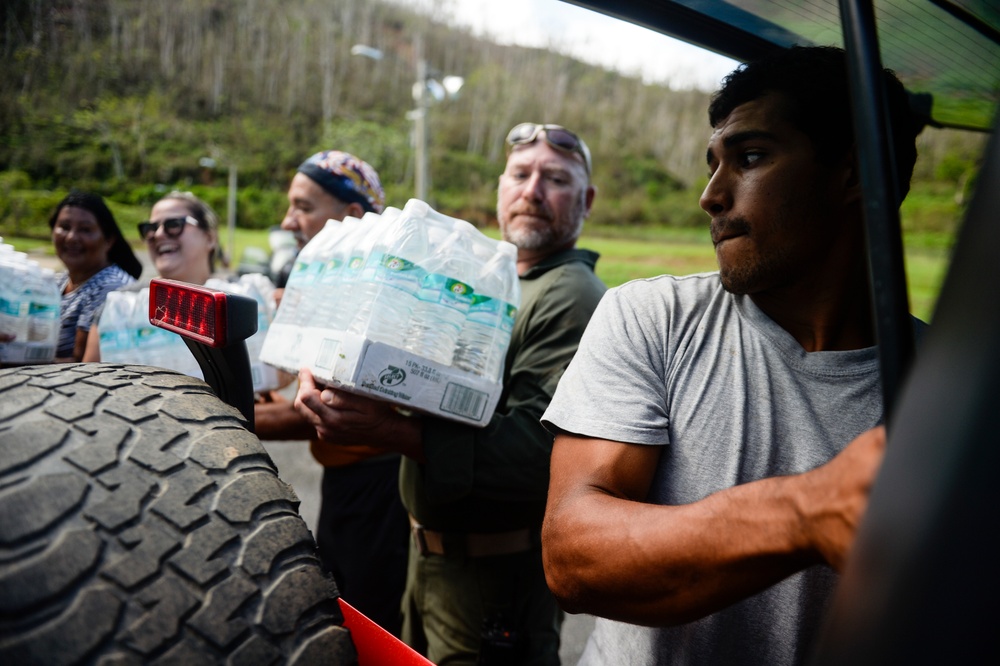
[282,150,386,249]
[255,150,410,638]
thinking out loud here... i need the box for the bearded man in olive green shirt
[295,123,606,665]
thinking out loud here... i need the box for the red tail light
[149,279,257,348]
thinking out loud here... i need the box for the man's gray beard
[502,223,552,250]
[496,193,586,251]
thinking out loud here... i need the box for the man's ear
[841,144,863,205]
[345,202,367,219]
[584,185,597,218]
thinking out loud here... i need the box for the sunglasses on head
[505,122,592,175]
[138,216,199,240]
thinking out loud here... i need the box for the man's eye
[741,151,766,167]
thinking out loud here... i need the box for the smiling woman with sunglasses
[140,192,221,285]
[137,215,200,241]
[82,191,222,361]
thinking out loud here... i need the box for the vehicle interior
[564,1,998,662]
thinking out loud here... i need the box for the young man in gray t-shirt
[541,46,924,665]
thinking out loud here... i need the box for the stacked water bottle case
[259,199,520,427]
[0,239,61,364]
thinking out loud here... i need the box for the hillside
[0,0,984,235]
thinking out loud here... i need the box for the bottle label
[300,259,324,285]
[318,257,344,285]
[0,297,20,316]
[357,250,386,283]
[502,303,518,333]
[100,328,131,351]
[287,258,323,286]
[134,325,181,349]
[28,303,59,318]
[28,301,59,341]
[467,293,503,325]
[376,254,426,294]
[417,273,474,312]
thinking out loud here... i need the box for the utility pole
[413,37,429,202]
[227,163,237,270]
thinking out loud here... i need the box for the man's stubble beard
[496,189,586,251]
[716,234,794,296]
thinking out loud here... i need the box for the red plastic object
[338,598,433,666]
[149,278,228,347]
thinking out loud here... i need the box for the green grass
[582,234,718,286]
[904,244,952,322]
[2,226,951,323]
[584,227,951,323]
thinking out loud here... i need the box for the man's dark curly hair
[708,46,918,199]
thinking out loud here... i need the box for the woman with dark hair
[49,191,142,361]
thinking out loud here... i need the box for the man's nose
[520,172,544,201]
[280,210,298,231]
[699,170,732,217]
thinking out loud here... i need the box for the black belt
[409,515,537,558]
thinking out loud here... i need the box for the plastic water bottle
[272,219,343,328]
[0,252,31,348]
[347,202,430,347]
[295,219,346,327]
[97,290,137,363]
[453,242,520,381]
[309,215,363,330]
[327,208,398,332]
[494,244,521,377]
[0,254,59,363]
[403,226,479,365]
[26,267,61,361]
[262,219,347,372]
[130,288,173,369]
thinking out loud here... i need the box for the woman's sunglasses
[138,216,199,241]
[505,122,592,175]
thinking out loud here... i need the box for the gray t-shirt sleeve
[542,279,673,445]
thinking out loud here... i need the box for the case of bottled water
[259,200,520,426]
[0,244,61,364]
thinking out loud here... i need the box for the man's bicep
[549,433,661,503]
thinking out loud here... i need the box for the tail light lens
[149,279,257,348]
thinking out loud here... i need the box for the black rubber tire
[0,363,358,665]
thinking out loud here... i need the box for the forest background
[0,0,988,320]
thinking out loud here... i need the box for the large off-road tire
[0,363,357,665]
